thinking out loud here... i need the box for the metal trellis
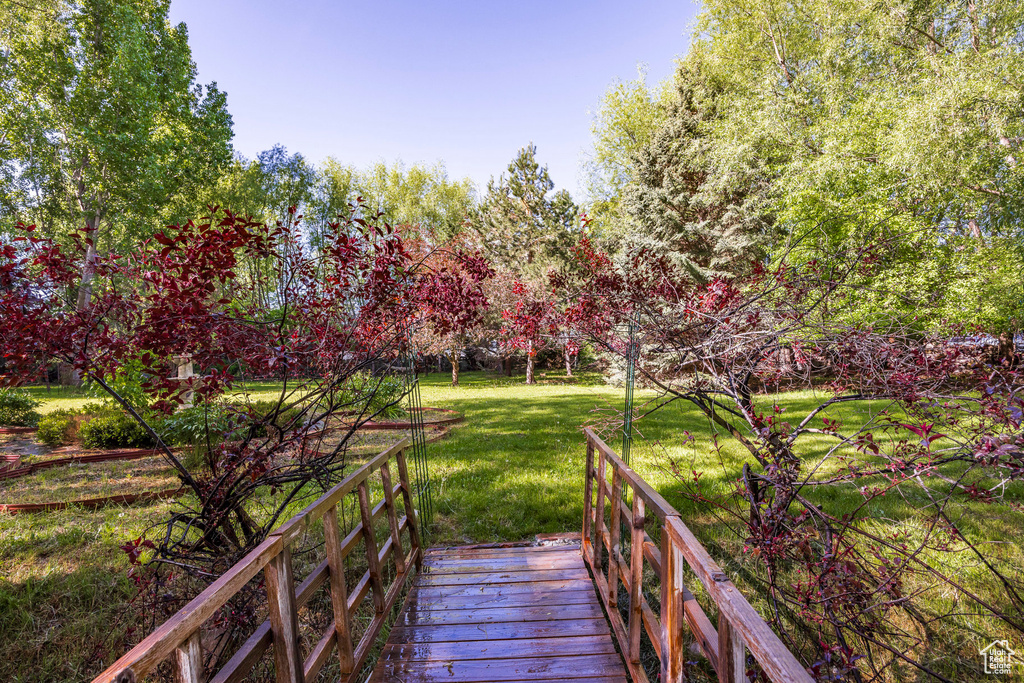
[622,315,637,467]
[403,335,433,537]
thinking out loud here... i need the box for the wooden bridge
[93,432,812,683]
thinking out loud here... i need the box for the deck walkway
[368,541,629,683]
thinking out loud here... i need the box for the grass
[0,456,178,505]
[1,372,1021,681]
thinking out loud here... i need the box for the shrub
[240,400,305,438]
[0,389,41,427]
[343,372,406,419]
[83,358,152,411]
[79,412,155,449]
[155,404,232,447]
[37,409,76,446]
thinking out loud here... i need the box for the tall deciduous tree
[359,160,476,243]
[0,0,233,310]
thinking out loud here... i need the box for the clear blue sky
[167,0,700,199]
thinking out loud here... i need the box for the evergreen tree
[621,52,776,284]
[468,144,580,276]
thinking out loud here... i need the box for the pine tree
[621,53,775,284]
[468,144,579,277]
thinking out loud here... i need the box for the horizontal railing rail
[582,428,812,683]
[94,438,421,683]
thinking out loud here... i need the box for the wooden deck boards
[368,542,629,683]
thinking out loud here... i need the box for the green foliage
[0,0,233,266]
[78,413,155,450]
[583,65,673,236]
[343,373,406,420]
[467,144,581,278]
[583,0,1024,332]
[36,409,76,446]
[621,49,777,283]
[355,160,477,242]
[83,358,151,412]
[0,389,41,427]
[154,404,231,448]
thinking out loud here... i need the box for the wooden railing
[582,429,812,683]
[94,438,421,683]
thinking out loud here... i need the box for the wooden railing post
[661,529,685,683]
[357,480,386,613]
[608,469,623,608]
[579,430,812,683]
[718,613,746,683]
[628,492,646,664]
[594,441,608,575]
[395,447,423,569]
[323,506,355,674]
[265,546,304,683]
[583,438,595,563]
[88,440,421,683]
[173,630,203,683]
[379,461,406,574]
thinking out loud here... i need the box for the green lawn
[1,372,1020,681]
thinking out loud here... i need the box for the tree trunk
[503,357,513,377]
[564,347,573,377]
[778,346,795,375]
[57,363,80,387]
[994,331,1017,367]
[62,214,100,386]
[447,349,459,386]
[968,218,983,242]
[525,342,535,385]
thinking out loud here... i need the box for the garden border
[0,487,182,515]
[0,426,37,435]
[0,447,169,480]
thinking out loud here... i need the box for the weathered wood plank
[368,653,627,682]
[594,440,608,570]
[423,545,578,559]
[379,636,617,663]
[357,480,386,614]
[208,622,271,683]
[173,630,202,683]
[347,545,419,683]
[665,517,812,683]
[403,589,598,611]
[93,534,283,683]
[683,585,720,672]
[303,624,335,682]
[379,461,406,575]
[583,439,595,565]
[628,492,646,665]
[397,603,604,627]
[275,439,410,546]
[414,568,590,586]
[661,527,685,683]
[584,429,679,521]
[394,447,422,570]
[421,555,582,572]
[607,468,623,609]
[386,619,613,644]
[718,613,746,683]
[323,506,354,674]
[392,679,627,683]
[407,578,595,601]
